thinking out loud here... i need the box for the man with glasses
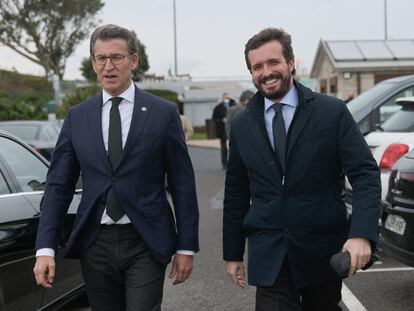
[33,24,199,311]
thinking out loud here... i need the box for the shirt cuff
[36,248,55,257]
[176,250,195,256]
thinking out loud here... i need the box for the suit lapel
[114,87,152,171]
[89,94,112,172]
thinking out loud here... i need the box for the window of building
[329,77,338,94]
[320,79,327,93]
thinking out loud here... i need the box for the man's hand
[168,253,193,285]
[33,256,56,288]
[342,238,371,277]
[225,261,246,288]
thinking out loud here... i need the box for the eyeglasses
[92,54,131,66]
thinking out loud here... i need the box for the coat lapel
[286,83,315,159]
[114,86,152,171]
[89,94,112,172]
[247,94,283,174]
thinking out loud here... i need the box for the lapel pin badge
[141,106,147,112]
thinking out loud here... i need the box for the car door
[0,134,84,310]
[0,135,44,311]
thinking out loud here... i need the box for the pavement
[187,139,220,149]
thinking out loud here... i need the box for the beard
[253,71,292,101]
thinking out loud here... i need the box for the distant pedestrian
[226,90,254,137]
[212,93,235,169]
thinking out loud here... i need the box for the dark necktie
[272,103,287,173]
[106,97,124,221]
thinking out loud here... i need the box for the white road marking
[360,267,414,273]
[341,266,414,310]
[210,190,224,209]
[342,284,367,311]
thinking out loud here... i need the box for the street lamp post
[384,0,388,40]
[173,0,178,77]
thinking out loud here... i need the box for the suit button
[285,228,290,233]
[269,161,275,166]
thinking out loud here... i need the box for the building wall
[315,55,381,100]
[184,101,217,127]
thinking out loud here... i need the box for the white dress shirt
[37,81,193,257]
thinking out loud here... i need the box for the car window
[0,124,40,141]
[347,82,396,117]
[357,116,371,135]
[0,137,47,192]
[379,86,414,123]
[381,106,414,132]
[43,124,59,142]
[0,170,10,194]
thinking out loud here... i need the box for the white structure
[138,78,254,127]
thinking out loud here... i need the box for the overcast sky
[1,0,413,80]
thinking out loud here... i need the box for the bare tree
[0,0,104,80]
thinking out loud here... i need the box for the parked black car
[381,149,414,267]
[0,130,86,311]
[0,121,60,160]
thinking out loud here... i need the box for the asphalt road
[64,147,414,311]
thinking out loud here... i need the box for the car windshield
[0,124,39,140]
[347,82,397,117]
[381,105,414,132]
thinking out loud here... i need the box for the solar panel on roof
[386,41,414,59]
[326,42,364,61]
[356,41,394,60]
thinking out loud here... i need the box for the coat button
[269,161,275,166]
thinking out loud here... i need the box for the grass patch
[191,132,207,140]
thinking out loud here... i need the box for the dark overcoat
[223,82,380,288]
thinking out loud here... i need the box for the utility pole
[173,0,178,76]
[384,0,388,40]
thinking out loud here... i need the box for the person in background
[226,90,254,137]
[180,111,194,141]
[33,24,199,311]
[212,93,236,169]
[223,27,380,311]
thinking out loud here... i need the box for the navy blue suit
[223,82,380,289]
[36,86,199,264]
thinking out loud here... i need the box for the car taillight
[379,143,409,171]
[30,145,41,153]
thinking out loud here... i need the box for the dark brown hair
[244,27,295,75]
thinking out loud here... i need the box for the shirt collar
[102,81,135,105]
[264,84,299,112]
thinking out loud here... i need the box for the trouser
[256,258,342,311]
[80,224,166,311]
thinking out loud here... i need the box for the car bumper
[381,204,414,267]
